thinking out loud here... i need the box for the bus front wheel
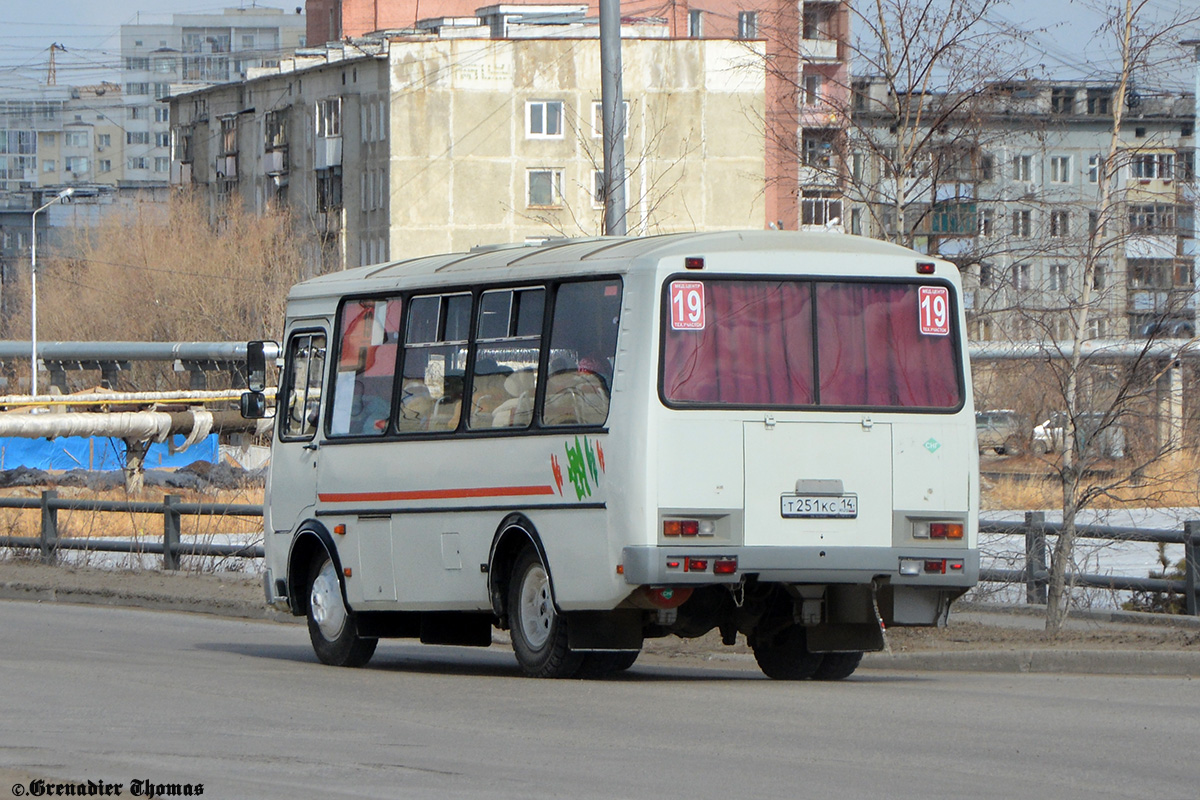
[306,553,377,668]
[751,624,824,680]
[508,548,584,678]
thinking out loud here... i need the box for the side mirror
[246,341,268,392]
[240,390,267,419]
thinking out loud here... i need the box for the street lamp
[30,186,74,399]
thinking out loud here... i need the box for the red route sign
[918,286,950,336]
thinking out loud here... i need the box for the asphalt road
[1,601,1196,800]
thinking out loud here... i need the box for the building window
[1050,87,1075,114]
[316,166,343,211]
[155,107,170,122]
[65,156,89,173]
[527,100,563,139]
[99,159,111,172]
[126,131,150,145]
[1011,209,1032,238]
[1048,263,1068,291]
[801,194,843,226]
[1049,155,1071,183]
[125,57,150,70]
[154,156,169,172]
[316,98,342,138]
[1012,154,1032,182]
[592,169,627,209]
[42,159,56,173]
[689,10,703,37]
[1050,210,1070,237]
[802,130,836,168]
[1093,263,1107,290]
[153,83,170,99]
[978,208,994,237]
[64,131,89,148]
[126,82,149,95]
[849,207,863,235]
[1128,204,1177,234]
[155,132,170,147]
[738,11,758,39]
[1011,263,1030,290]
[590,100,629,139]
[979,263,994,288]
[129,106,146,121]
[1087,154,1101,183]
[979,153,994,181]
[528,168,563,207]
[1130,152,1174,181]
[802,74,822,106]
[127,156,149,170]
[1086,89,1112,116]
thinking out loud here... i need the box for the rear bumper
[621,545,979,588]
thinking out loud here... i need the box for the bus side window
[396,293,470,433]
[282,332,327,440]
[542,280,621,427]
[470,287,544,430]
[328,297,402,436]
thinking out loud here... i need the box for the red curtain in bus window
[664,281,814,405]
[815,283,961,408]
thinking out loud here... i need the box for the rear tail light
[684,557,708,572]
[713,557,738,575]
[663,519,715,537]
[914,521,965,540]
[924,559,947,574]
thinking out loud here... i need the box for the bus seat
[492,369,537,428]
[396,380,434,432]
[544,370,610,425]
[469,370,512,428]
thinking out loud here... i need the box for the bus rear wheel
[508,547,584,678]
[812,651,864,681]
[751,624,824,680]
[307,553,377,668]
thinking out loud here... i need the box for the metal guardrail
[0,495,1195,615]
[978,512,1200,615]
[0,490,263,569]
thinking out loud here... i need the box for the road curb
[0,580,295,623]
[862,649,1200,676]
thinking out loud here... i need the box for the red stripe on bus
[318,485,557,503]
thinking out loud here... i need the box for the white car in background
[1032,412,1125,458]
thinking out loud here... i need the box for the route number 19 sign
[918,286,950,336]
[670,281,706,330]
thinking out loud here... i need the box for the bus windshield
[662,278,962,410]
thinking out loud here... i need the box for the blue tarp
[0,434,218,471]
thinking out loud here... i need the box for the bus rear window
[662,279,962,410]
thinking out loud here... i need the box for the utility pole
[599,0,627,236]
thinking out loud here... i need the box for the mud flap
[565,610,644,651]
[806,623,886,653]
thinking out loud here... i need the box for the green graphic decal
[924,438,942,453]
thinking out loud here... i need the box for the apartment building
[849,77,1197,341]
[120,7,307,187]
[304,0,851,232]
[170,10,767,269]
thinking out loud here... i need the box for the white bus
[242,231,979,680]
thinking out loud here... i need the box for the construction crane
[47,43,67,86]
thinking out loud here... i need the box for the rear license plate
[780,494,858,519]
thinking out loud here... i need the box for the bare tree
[1,191,308,389]
[1038,0,1200,632]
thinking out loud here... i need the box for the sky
[0,0,1196,91]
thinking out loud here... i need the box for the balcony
[1125,235,1177,259]
[264,149,288,175]
[799,39,839,61]
[315,136,342,170]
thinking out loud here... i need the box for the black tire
[751,624,825,680]
[508,547,584,678]
[812,651,864,681]
[576,650,640,679]
[1002,436,1023,457]
[306,553,377,668]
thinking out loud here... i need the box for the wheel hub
[310,560,348,640]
